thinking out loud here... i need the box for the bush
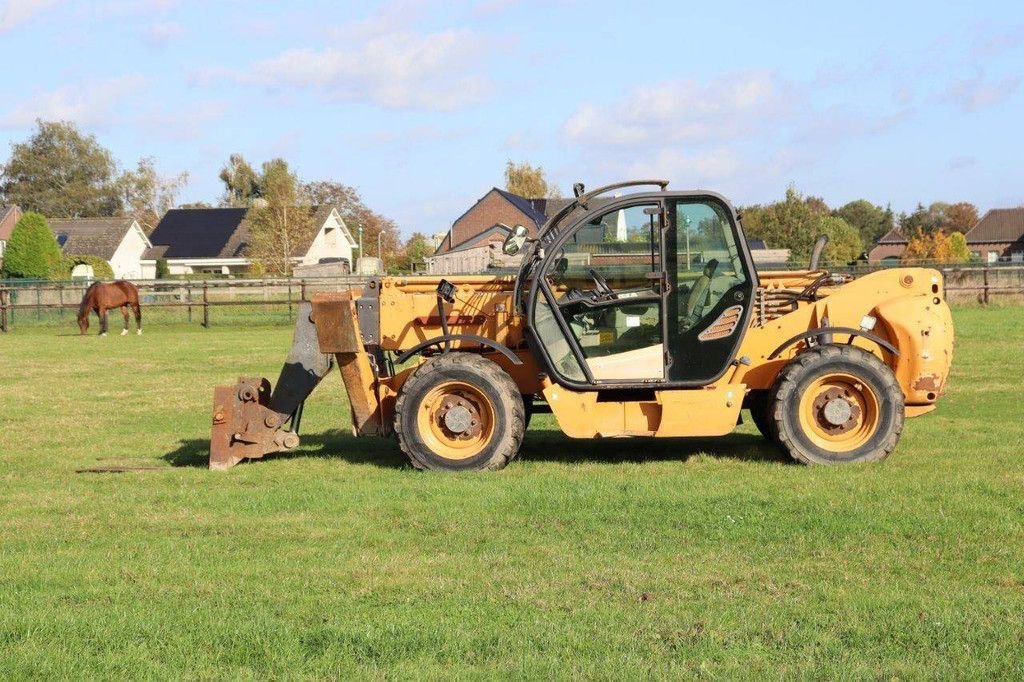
[155,258,170,279]
[53,255,115,280]
[3,212,62,278]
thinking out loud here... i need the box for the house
[426,188,579,275]
[142,205,356,277]
[867,228,908,264]
[0,204,23,266]
[49,216,152,279]
[427,188,793,274]
[965,208,1024,264]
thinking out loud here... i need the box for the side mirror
[502,224,529,256]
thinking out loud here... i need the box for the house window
[987,251,999,264]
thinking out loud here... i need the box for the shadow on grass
[162,426,785,469]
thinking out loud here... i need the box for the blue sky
[1,0,1022,235]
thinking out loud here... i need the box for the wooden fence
[0,277,369,332]
[1,266,1022,333]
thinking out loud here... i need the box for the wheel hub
[437,395,482,438]
[812,387,861,434]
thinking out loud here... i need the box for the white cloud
[220,28,490,111]
[0,75,147,128]
[0,0,60,32]
[561,71,916,196]
[939,72,1021,113]
[564,72,794,147]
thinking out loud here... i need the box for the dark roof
[444,224,511,255]
[493,189,548,227]
[966,208,1024,243]
[876,228,907,244]
[148,205,342,259]
[746,238,767,250]
[148,208,248,258]
[49,217,141,260]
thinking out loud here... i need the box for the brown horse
[78,281,142,336]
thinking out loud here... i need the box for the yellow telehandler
[210,181,954,470]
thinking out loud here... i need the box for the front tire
[394,354,525,471]
[769,345,904,465]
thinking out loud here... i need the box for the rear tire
[769,345,904,465]
[745,390,775,442]
[395,354,525,471]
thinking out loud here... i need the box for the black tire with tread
[394,354,525,471]
[769,345,904,465]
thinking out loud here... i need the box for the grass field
[1,307,1023,678]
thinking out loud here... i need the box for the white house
[49,217,152,279]
[141,205,356,277]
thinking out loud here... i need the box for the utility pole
[378,231,385,268]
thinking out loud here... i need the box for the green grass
[1,308,1022,679]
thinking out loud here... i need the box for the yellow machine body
[307,268,953,442]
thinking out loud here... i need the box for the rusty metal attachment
[209,302,333,469]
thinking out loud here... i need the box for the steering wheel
[589,268,616,301]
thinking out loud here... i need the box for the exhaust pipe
[809,234,829,270]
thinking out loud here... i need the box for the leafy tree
[945,202,979,233]
[834,199,893,246]
[218,154,261,207]
[301,180,402,265]
[947,231,971,262]
[397,232,434,272]
[740,187,826,264]
[504,160,561,198]
[903,229,968,263]
[0,120,122,217]
[3,212,62,278]
[118,157,188,232]
[899,203,930,234]
[818,216,864,265]
[245,159,313,276]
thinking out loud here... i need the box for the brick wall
[449,191,536,252]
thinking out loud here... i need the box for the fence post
[202,281,210,328]
[1,288,8,332]
[36,282,42,321]
[58,284,64,319]
[983,266,990,305]
[186,280,193,323]
[300,279,307,303]
[288,279,293,320]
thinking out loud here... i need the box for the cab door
[530,200,668,385]
[663,197,756,384]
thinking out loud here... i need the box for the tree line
[0,120,430,277]
[735,188,976,265]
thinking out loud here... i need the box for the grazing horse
[78,281,142,336]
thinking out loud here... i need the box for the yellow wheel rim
[797,373,880,453]
[416,381,495,461]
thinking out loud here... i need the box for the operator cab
[517,183,757,389]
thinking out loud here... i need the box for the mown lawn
[0,307,1022,679]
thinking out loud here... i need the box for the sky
[1,0,1022,236]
